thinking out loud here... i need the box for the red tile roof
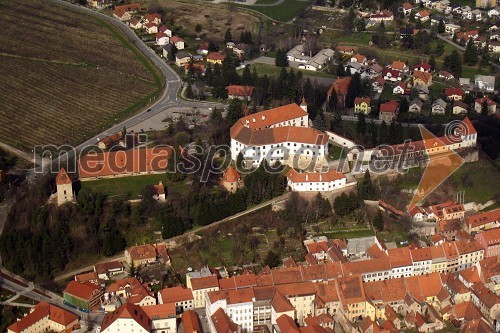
[328,77,352,96]
[475,97,495,106]
[64,281,100,300]
[354,97,371,105]
[226,85,254,97]
[126,244,157,261]
[223,165,240,183]
[75,271,98,283]
[159,286,194,304]
[144,13,161,23]
[276,314,300,333]
[380,100,399,113]
[141,303,176,319]
[413,63,431,71]
[56,168,72,185]
[182,310,202,333]
[100,302,150,332]
[190,275,219,290]
[7,302,78,333]
[78,147,171,179]
[445,88,465,97]
[170,36,184,43]
[270,289,294,312]
[230,122,328,147]
[211,307,239,333]
[237,103,307,130]
[466,208,500,229]
[286,169,346,183]
[207,52,226,61]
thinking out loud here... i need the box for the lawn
[80,174,188,199]
[239,0,312,22]
[322,227,374,239]
[245,63,335,79]
[0,0,162,151]
[460,66,491,80]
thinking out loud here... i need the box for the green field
[447,160,500,203]
[80,174,188,199]
[244,63,335,79]
[239,0,312,22]
[322,228,374,239]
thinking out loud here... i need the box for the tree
[336,63,346,77]
[275,49,289,67]
[437,19,445,34]
[356,18,366,32]
[481,100,489,115]
[463,38,478,66]
[480,43,491,66]
[264,251,281,268]
[359,170,376,200]
[434,42,445,57]
[328,88,338,112]
[356,112,366,137]
[347,73,361,107]
[185,81,194,99]
[224,29,232,43]
[241,65,252,85]
[225,98,244,125]
[195,24,202,35]
[429,55,436,71]
[313,114,326,131]
[444,50,462,77]
[373,210,384,231]
[208,40,219,52]
[343,7,356,34]
[129,262,136,277]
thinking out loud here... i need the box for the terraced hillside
[0,0,162,151]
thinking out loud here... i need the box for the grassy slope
[80,174,188,199]
[237,0,312,22]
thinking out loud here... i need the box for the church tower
[300,98,308,112]
[56,168,73,205]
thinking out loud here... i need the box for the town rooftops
[328,77,352,96]
[445,87,465,97]
[413,71,432,85]
[211,307,239,333]
[170,36,184,43]
[78,147,171,179]
[190,275,219,290]
[277,314,300,332]
[230,121,328,147]
[388,247,412,267]
[7,302,78,333]
[380,100,399,113]
[64,280,100,300]
[182,310,202,333]
[475,97,496,106]
[75,271,98,284]
[402,2,413,9]
[454,240,483,254]
[94,261,124,275]
[286,169,346,183]
[142,303,176,319]
[144,13,161,23]
[126,244,157,261]
[390,60,406,71]
[226,85,254,97]
[56,167,72,185]
[207,52,226,61]
[222,165,240,183]
[237,103,307,130]
[354,97,371,105]
[159,286,194,303]
[100,302,150,332]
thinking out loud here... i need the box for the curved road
[42,0,225,168]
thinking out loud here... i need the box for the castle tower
[222,165,242,194]
[56,168,73,205]
[300,98,308,112]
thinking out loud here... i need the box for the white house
[230,103,328,168]
[170,36,185,50]
[286,169,347,192]
[410,248,432,275]
[156,32,169,46]
[488,6,500,17]
[388,247,414,278]
[144,23,158,34]
[298,48,335,71]
[474,75,495,92]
